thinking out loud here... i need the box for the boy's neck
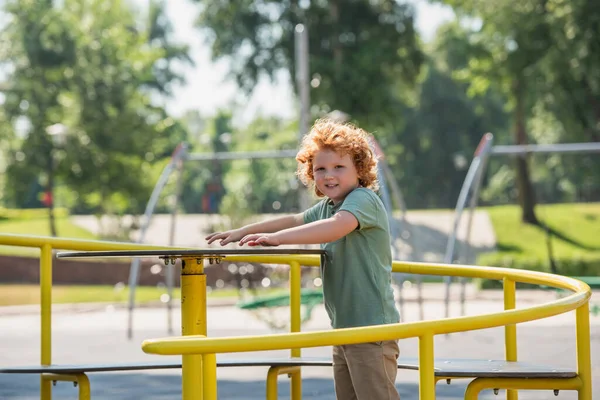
[329,186,364,205]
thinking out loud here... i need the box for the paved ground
[1,287,598,399]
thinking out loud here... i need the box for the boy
[206,119,401,400]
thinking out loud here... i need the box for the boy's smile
[313,148,360,205]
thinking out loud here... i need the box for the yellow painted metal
[0,232,593,292]
[225,254,321,267]
[181,257,207,400]
[76,374,91,400]
[418,334,435,400]
[202,353,217,400]
[0,234,594,400]
[0,234,187,400]
[0,233,187,252]
[41,374,91,400]
[266,366,300,400]
[576,303,592,400]
[503,278,518,400]
[464,377,581,399]
[142,282,587,356]
[390,260,591,293]
[289,261,302,335]
[289,261,302,400]
[40,244,53,400]
[141,257,592,399]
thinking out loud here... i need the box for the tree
[394,22,510,209]
[1,0,77,235]
[192,0,423,133]
[0,108,16,207]
[429,0,560,224]
[1,0,191,236]
[536,0,600,143]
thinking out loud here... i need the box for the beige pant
[332,340,400,400]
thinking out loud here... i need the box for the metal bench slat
[0,357,576,379]
[433,359,577,378]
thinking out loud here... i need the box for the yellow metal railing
[0,233,593,400]
[0,234,314,400]
[141,256,592,400]
[0,233,187,400]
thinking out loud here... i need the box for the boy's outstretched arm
[239,211,358,246]
[206,213,305,245]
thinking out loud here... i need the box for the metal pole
[181,257,206,400]
[127,144,186,339]
[40,244,53,400]
[295,23,311,212]
[443,134,494,318]
[289,261,302,399]
[503,278,518,400]
[166,154,185,335]
[418,334,436,400]
[576,303,593,400]
[378,161,406,320]
[458,140,493,315]
[491,142,600,155]
[295,24,310,142]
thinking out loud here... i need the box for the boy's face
[312,148,359,205]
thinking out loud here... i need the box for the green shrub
[476,253,600,289]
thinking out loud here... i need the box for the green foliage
[0,0,191,220]
[477,256,600,289]
[431,0,600,220]
[392,24,510,209]
[179,112,233,215]
[2,0,599,227]
[193,0,423,132]
[534,0,600,143]
[217,117,300,227]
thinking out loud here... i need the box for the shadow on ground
[393,218,496,264]
[0,373,484,399]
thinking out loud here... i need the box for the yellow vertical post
[40,244,52,400]
[576,302,592,400]
[418,333,435,400]
[202,353,217,400]
[503,277,518,400]
[289,260,302,400]
[181,257,207,400]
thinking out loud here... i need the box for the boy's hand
[238,233,281,247]
[205,229,246,246]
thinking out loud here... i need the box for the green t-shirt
[303,187,400,329]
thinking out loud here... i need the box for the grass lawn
[478,203,600,278]
[0,284,289,307]
[481,203,600,259]
[0,284,174,306]
[0,216,98,257]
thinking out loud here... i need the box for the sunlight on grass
[0,217,98,257]
[0,217,97,238]
[0,284,177,306]
[482,203,600,260]
[0,284,287,306]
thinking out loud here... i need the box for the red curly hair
[296,119,379,198]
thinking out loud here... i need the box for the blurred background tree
[0,0,191,236]
[0,0,599,235]
[193,0,423,135]
[432,0,600,223]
